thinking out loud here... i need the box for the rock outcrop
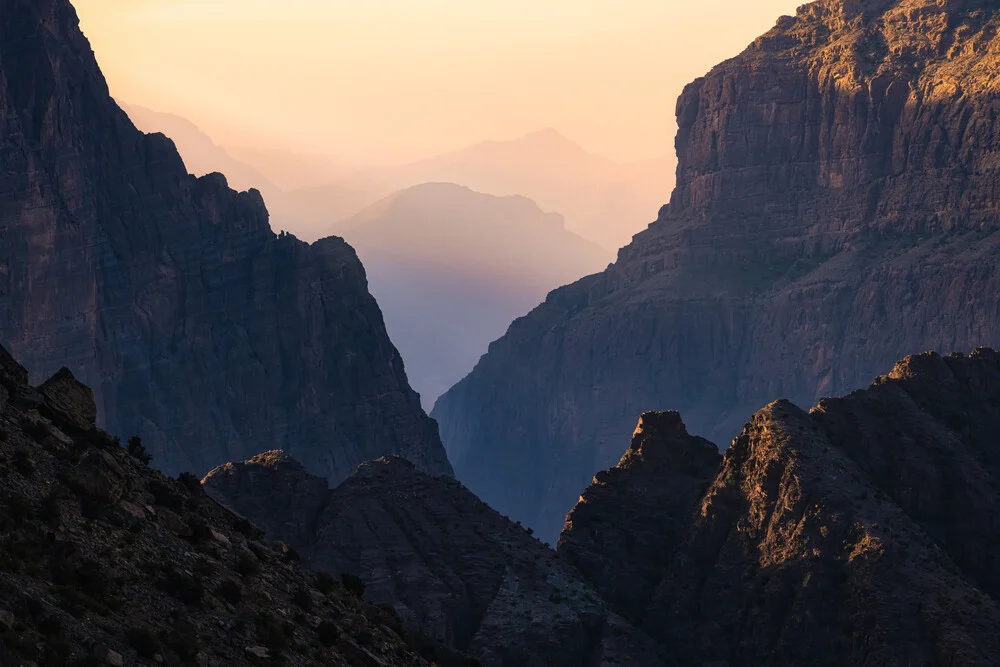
[432,0,1000,542]
[0,345,443,667]
[558,411,721,622]
[204,454,669,667]
[0,0,451,483]
[560,349,1000,665]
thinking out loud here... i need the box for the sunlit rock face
[0,0,452,482]
[560,349,1000,665]
[433,0,1000,543]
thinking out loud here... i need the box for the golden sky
[74,0,803,165]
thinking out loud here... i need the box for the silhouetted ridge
[560,349,1000,665]
[0,0,451,485]
[204,453,669,667]
[0,344,439,666]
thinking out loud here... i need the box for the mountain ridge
[432,0,1000,543]
[0,0,451,486]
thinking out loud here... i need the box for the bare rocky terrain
[432,0,1000,543]
[203,453,668,667]
[0,0,451,485]
[562,349,1000,665]
[209,349,1000,666]
[0,345,474,667]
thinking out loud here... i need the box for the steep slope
[433,0,1000,543]
[0,0,451,482]
[560,349,1000,665]
[203,454,669,667]
[558,411,721,622]
[120,102,277,195]
[335,183,610,406]
[121,104,373,241]
[0,346,435,667]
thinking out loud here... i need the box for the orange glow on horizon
[73,0,803,167]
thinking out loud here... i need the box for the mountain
[119,103,276,195]
[221,146,352,192]
[0,0,451,484]
[335,183,610,406]
[122,108,673,251]
[0,346,449,667]
[204,348,1000,665]
[352,129,675,251]
[561,349,1000,665]
[431,0,1000,543]
[121,104,372,241]
[203,453,669,667]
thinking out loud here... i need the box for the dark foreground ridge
[0,345,464,667]
[210,348,1000,666]
[561,348,1000,665]
[0,0,451,484]
[204,454,667,667]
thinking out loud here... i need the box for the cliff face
[203,454,669,667]
[0,345,433,667]
[560,349,1000,665]
[558,411,721,623]
[0,0,451,482]
[432,0,1000,542]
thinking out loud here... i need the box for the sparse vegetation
[342,573,366,599]
[178,471,202,494]
[126,626,161,658]
[126,435,152,465]
[292,587,313,611]
[217,579,243,606]
[315,572,336,594]
[316,620,340,647]
[236,551,261,578]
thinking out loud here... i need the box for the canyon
[432,0,1000,543]
[0,0,451,485]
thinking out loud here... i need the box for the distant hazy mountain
[121,105,673,250]
[335,182,610,407]
[352,129,675,251]
[121,103,371,240]
[120,102,275,193]
[223,145,354,191]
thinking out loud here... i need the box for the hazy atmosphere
[7,0,1000,663]
[72,0,800,406]
[75,0,801,165]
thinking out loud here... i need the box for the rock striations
[0,0,451,483]
[560,348,1000,665]
[203,454,669,667]
[207,349,1000,666]
[558,411,721,623]
[432,0,1000,543]
[0,345,444,667]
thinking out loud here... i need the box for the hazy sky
[74,0,802,165]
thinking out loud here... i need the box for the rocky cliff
[432,0,1000,542]
[203,454,669,667]
[0,0,451,482]
[558,411,721,623]
[560,348,1000,665]
[0,344,444,667]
